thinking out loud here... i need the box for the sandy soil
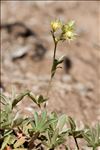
[1,1,100,125]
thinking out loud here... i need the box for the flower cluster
[51,20,62,32]
[51,19,76,42]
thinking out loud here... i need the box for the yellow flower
[62,20,75,34]
[61,20,76,41]
[62,31,76,41]
[66,31,74,39]
[51,20,62,32]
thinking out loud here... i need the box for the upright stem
[51,30,58,62]
[45,31,58,101]
[53,41,57,62]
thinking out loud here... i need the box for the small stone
[11,46,30,60]
[74,83,88,96]
[61,75,72,83]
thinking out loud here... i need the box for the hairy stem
[53,41,57,63]
[45,31,58,100]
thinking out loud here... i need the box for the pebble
[11,46,30,60]
[74,82,93,96]
[61,75,72,83]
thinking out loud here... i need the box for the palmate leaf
[44,128,66,149]
[0,108,14,129]
[82,123,100,148]
[43,114,67,149]
[37,111,47,129]
[31,111,57,134]
[31,111,46,132]
[57,114,67,133]
[49,112,58,131]
[0,91,31,130]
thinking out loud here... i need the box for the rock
[74,82,93,96]
[11,46,30,60]
[61,75,72,83]
[55,81,72,92]
[38,75,50,82]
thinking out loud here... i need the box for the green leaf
[51,57,64,79]
[0,93,8,104]
[82,123,100,148]
[28,92,37,104]
[8,135,16,145]
[1,135,11,150]
[12,90,30,108]
[12,117,24,127]
[68,116,76,131]
[34,111,39,127]
[51,59,58,78]
[51,128,59,145]
[65,146,71,150]
[57,114,67,133]
[57,55,64,64]
[49,112,58,130]
[4,130,13,137]
[82,132,92,145]
[14,137,26,148]
[38,111,47,128]
[38,95,48,104]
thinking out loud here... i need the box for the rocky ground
[1,1,100,126]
